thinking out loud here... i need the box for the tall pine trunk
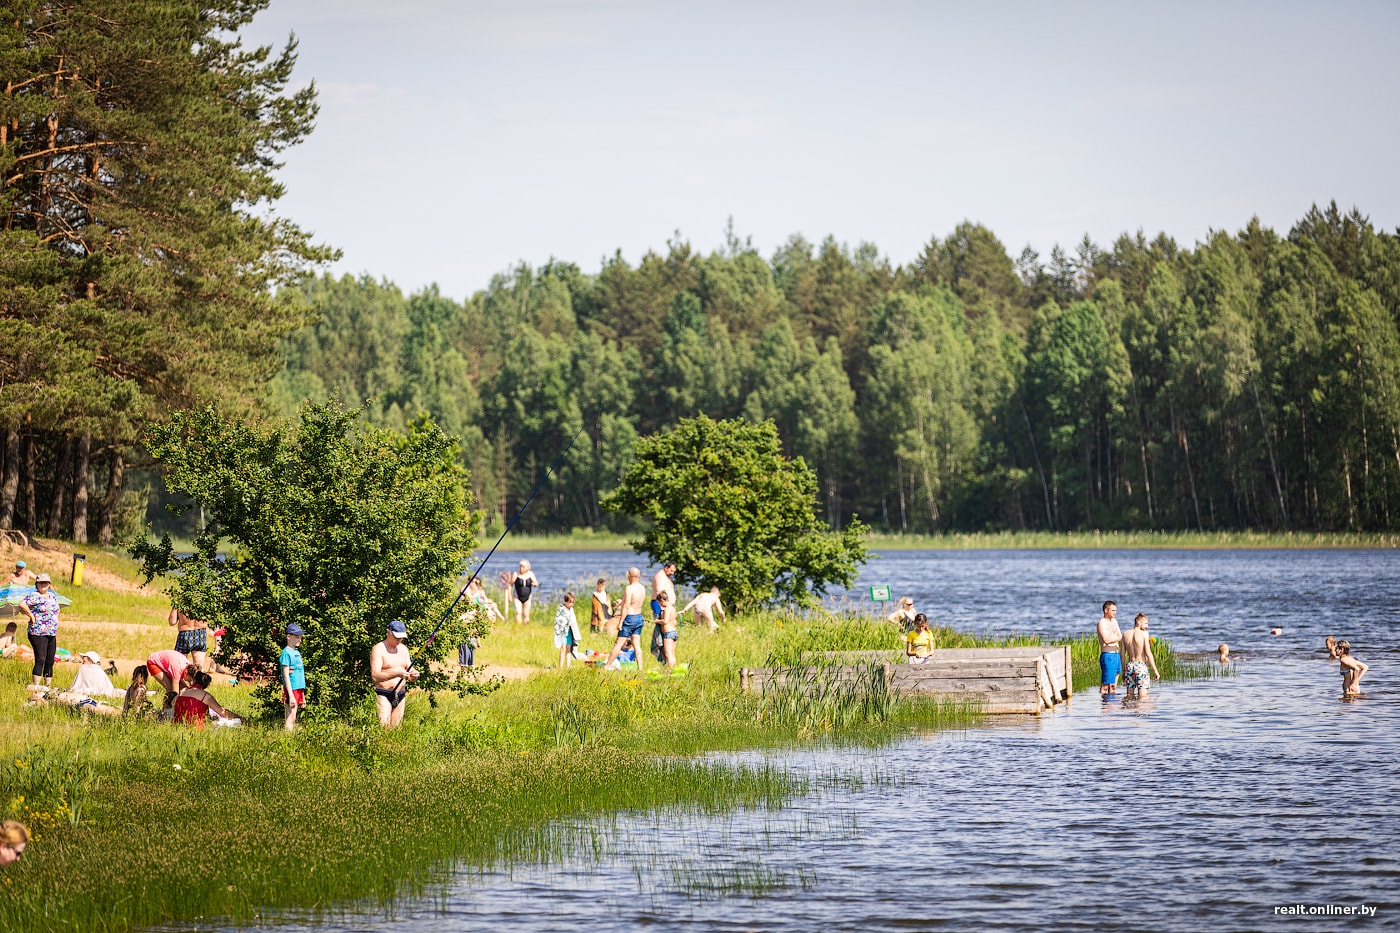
[46,435,72,535]
[97,451,125,545]
[0,429,18,527]
[23,434,36,531]
[1250,374,1288,527]
[72,432,92,543]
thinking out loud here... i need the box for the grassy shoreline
[0,544,1215,932]
[150,528,1400,556]
[477,528,1400,552]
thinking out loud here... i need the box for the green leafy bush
[603,416,868,610]
[132,401,478,714]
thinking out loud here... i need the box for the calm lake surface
[217,550,1400,931]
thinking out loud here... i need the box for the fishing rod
[421,422,589,650]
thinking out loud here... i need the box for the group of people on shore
[483,559,726,674]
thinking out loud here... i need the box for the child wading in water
[554,593,581,668]
[281,623,306,730]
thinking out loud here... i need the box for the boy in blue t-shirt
[280,623,307,731]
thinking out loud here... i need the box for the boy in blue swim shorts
[1096,600,1122,697]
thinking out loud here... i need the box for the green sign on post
[869,584,892,604]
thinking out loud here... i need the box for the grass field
[0,537,1213,931]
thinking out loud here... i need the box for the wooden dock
[739,645,1073,715]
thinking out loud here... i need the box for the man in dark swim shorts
[371,619,417,728]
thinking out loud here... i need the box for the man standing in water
[1121,613,1159,699]
[371,619,417,728]
[605,568,648,672]
[1097,601,1122,697]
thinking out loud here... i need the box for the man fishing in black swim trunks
[371,619,417,729]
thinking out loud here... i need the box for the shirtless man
[605,568,648,672]
[1121,613,1160,699]
[1336,640,1369,697]
[371,619,418,728]
[680,587,727,633]
[651,562,676,620]
[168,607,209,670]
[1096,601,1122,697]
[4,561,35,587]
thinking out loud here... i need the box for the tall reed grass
[866,529,1400,550]
[1067,634,1223,693]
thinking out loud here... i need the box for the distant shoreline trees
[271,205,1400,534]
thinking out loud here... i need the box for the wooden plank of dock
[739,645,1075,715]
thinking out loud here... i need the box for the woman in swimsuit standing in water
[511,559,539,624]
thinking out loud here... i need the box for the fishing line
[422,422,590,649]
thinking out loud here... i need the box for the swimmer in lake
[1336,641,1368,697]
[1218,643,1231,664]
[1325,635,1340,661]
[1269,627,1283,636]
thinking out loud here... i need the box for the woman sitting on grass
[906,614,934,664]
[173,671,239,727]
[70,651,124,697]
[123,664,150,716]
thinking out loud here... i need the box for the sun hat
[80,651,101,664]
[35,573,50,583]
[387,619,408,635]
[286,623,305,636]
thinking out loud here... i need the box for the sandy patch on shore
[1,538,152,595]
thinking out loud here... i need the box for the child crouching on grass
[281,623,307,730]
[554,593,581,668]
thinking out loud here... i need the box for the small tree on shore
[132,402,478,714]
[603,415,867,610]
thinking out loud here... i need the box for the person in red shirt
[173,671,236,727]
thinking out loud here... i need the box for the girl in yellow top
[906,614,934,664]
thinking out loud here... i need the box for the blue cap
[14,561,24,568]
[286,623,305,636]
[387,620,408,635]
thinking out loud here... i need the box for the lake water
[481,546,1400,656]
[218,550,1400,931]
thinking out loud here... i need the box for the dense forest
[269,206,1400,534]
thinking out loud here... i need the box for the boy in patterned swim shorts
[1121,613,1160,699]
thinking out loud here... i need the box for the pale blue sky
[241,0,1400,300]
